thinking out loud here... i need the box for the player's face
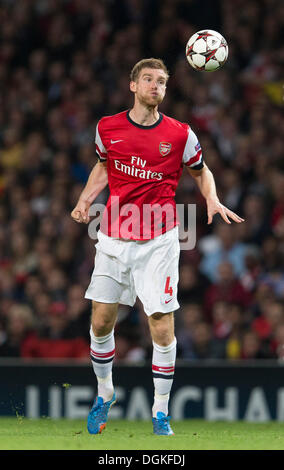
[130,68,167,107]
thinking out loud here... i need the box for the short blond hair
[130,58,169,83]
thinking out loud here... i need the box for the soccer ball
[186,30,228,72]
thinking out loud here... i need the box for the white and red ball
[186,29,228,71]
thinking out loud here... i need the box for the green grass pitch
[1,418,284,450]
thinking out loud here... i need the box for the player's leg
[90,300,118,402]
[132,227,180,435]
[85,232,135,434]
[87,299,118,435]
[148,311,176,427]
[131,227,180,435]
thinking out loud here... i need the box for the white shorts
[85,226,180,316]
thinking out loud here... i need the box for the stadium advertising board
[1,361,284,421]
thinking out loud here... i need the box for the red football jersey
[95,110,203,240]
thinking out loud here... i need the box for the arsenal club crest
[159,142,172,156]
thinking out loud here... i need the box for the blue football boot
[87,393,116,434]
[152,411,174,436]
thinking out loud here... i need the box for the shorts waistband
[119,238,149,244]
[99,226,178,244]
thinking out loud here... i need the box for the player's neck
[129,105,160,127]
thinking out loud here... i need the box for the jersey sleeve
[182,127,204,170]
[95,121,107,162]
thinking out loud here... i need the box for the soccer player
[71,58,244,435]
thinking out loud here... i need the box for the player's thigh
[148,311,175,346]
[85,237,135,307]
[91,300,118,336]
[133,227,180,316]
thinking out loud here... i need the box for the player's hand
[71,200,91,224]
[206,197,245,225]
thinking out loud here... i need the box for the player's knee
[91,302,116,336]
[149,314,174,346]
[91,316,113,336]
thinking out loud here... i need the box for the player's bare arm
[71,160,108,224]
[187,163,245,225]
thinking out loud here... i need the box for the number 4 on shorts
[165,276,173,296]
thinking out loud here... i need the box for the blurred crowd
[0,0,284,362]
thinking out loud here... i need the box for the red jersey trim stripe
[90,348,115,358]
[185,149,203,167]
[95,144,107,160]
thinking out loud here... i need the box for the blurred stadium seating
[0,0,283,363]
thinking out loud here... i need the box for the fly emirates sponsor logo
[114,156,163,181]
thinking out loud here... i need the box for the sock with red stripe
[90,327,115,402]
[152,338,177,418]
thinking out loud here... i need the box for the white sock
[153,392,170,418]
[97,373,114,402]
[152,338,177,418]
[90,327,115,402]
